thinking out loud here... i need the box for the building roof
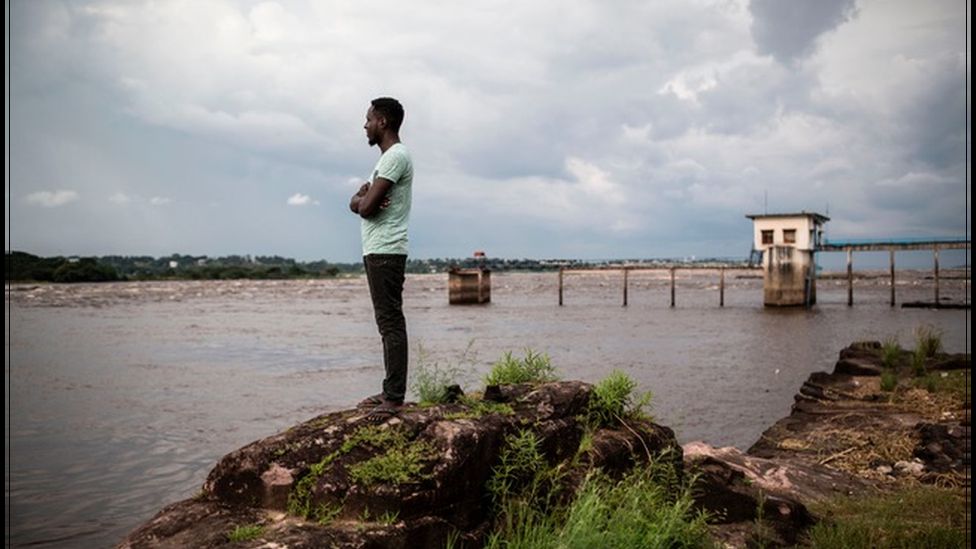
[745,212,830,223]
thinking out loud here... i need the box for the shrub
[587,370,653,427]
[485,349,558,386]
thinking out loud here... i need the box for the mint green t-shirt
[361,143,413,256]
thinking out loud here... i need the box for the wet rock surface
[119,381,679,548]
[685,341,970,547]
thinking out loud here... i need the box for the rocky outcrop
[119,381,679,548]
[685,342,970,547]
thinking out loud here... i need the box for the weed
[227,524,264,542]
[411,341,473,405]
[287,451,340,518]
[879,370,898,392]
[485,460,711,549]
[348,438,436,486]
[914,325,943,358]
[587,370,653,428]
[911,348,927,377]
[485,349,558,386]
[911,370,969,398]
[880,337,901,369]
[487,429,552,507]
[445,396,515,420]
[377,510,400,525]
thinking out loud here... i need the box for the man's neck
[378,134,401,154]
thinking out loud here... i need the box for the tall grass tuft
[485,460,711,549]
[879,370,898,392]
[914,324,943,358]
[485,349,558,386]
[411,341,474,405]
[880,337,901,369]
[587,370,653,427]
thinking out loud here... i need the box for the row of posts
[559,246,948,307]
[558,266,727,308]
[846,246,942,307]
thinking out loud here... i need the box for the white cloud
[287,193,317,206]
[108,192,131,204]
[25,190,79,207]
[150,196,172,206]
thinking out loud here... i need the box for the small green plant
[227,523,264,542]
[485,460,711,548]
[914,324,943,358]
[879,370,898,392]
[485,349,558,386]
[287,451,341,518]
[444,396,515,420]
[911,348,927,377]
[487,429,551,507]
[348,439,436,486]
[587,370,653,427]
[880,337,901,369]
[377,510,400,525]
[411,341,473,405]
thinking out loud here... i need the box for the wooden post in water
[719,267,725,307]
[889,249,896,307]
[846,248,853,307]
[670,267,676,308]
[558,267,564,306]
[622,267,629,307]
[933,246,940,306]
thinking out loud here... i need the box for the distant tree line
[6,251,752,283]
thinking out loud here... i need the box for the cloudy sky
[6,0,970,264]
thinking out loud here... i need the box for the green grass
[444,396,515,420]
[227,524,264,542]
[587,371,653,428]
[485,461,712,549]
[485,349,558,386]
[287,451,341,519]
[880,337,901,369]
[806,485,967,548]
[910,348,927,377]
[344,426,436,486]
[879,370,898,392]
[487,429,553,507]
[913,325,943,358]
[411,341,472,405]
[911,370,970,398]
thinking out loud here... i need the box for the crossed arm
[349,177,393,218]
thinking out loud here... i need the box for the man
[349,97,413,422]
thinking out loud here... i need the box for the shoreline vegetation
[6,251,969,284]
[120,332,969,548]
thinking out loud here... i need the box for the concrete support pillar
[889,249,896,307]
[847,248,853,307]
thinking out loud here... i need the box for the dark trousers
[364,254,408,402]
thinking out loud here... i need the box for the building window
[761,230,774,245]
[783,229,796,244]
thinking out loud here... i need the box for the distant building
[169,260,179,269]
[746,212,829,307]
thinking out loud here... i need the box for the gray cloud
[7,0,969,264]
[749,0,857,63]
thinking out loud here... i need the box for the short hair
[371,97,404,132]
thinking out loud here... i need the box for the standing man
[349,97,413,422]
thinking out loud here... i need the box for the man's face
[364,106,382,146]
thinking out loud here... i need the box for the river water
[5,270,970,547]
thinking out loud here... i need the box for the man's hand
[357,182,370,196]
